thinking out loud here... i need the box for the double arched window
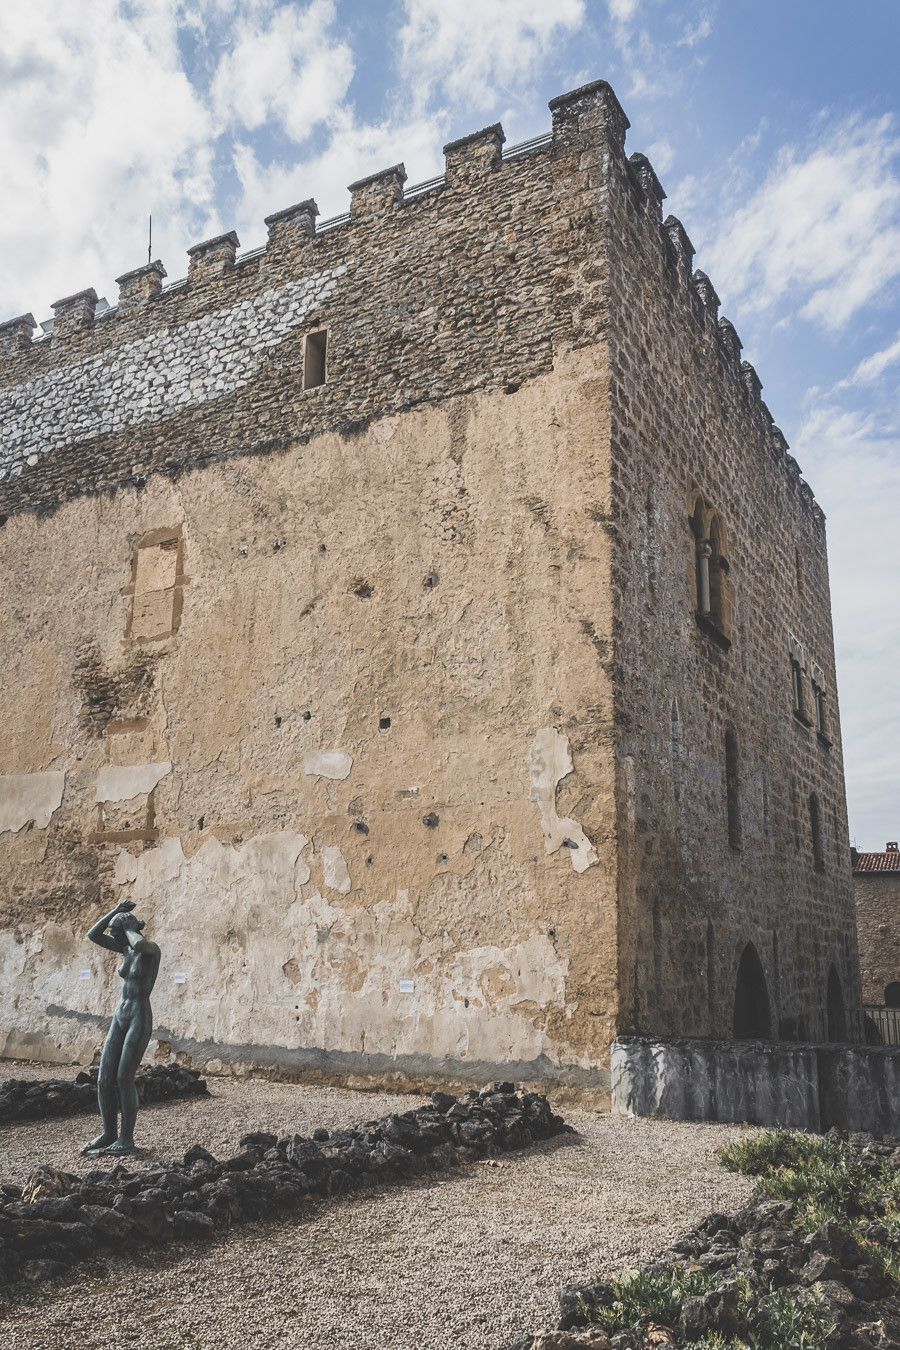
[690,494,733,645]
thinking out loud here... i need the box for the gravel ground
[0,1065,754,1350]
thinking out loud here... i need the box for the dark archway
[885,981,900,1009]
[826,965,847,1042]
[733,942,771,1039]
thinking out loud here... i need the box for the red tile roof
[854,848,900,874]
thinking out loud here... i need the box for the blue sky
[1,1,898,847]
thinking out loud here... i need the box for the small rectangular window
[303,329,328,389]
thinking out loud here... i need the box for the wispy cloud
[677,12,713,47]
[605,0,715,100]
[838,331,900,388]
[211,0,353,141]
[398,0,586,113]
[707,113,900,332]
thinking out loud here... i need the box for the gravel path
[0,1065,754,1350]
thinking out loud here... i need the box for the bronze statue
[83,900,160,1155]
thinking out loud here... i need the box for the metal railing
[861,1004,900,1046]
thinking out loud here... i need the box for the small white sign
[79,970,92,981]
[173,972,187,984]
[398,979,414,994]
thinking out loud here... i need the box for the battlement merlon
[116,261,167,315]
[0,76,824,526]
[0,314,36,353]
[51,288,98,340]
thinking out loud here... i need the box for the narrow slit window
[809,792,825,872]
[303,329,328,389]
[725,728,742,850]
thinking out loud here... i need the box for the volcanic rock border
[509,1129,900,1349]
[0,1082,571,1288]
[0,1064,208,1125]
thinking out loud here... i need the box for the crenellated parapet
[620,150,822,530]
[0,75,823,529]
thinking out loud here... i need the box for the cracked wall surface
[0,354,618,1086]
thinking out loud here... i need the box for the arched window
[826,965,847,1042]
[724,729,741,850]
[809,793,825,872]
[885,982,900,1009]
[690,496,733,645]
[690,499,711,614]
[733,942,771,1039]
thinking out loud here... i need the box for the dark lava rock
[680,1280,741,1338]
[173,1209,215,1239]
[0,1064,207,1125]
[0,1082,569,1287]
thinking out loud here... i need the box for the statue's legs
[105,1005,153,1155]
[82,1016,126,1153]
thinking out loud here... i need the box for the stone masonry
[0,80,861,1091]
[853,844,900,1007]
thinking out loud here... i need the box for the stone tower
[0,80,860,1090]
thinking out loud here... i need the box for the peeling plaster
[321,845,351,895]
[528,728,598,873]
[96,761,171,803]
[303,749,352,781]
[0,771,66,833]
[48,829,572,1068]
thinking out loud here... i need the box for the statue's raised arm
[82,901,160,1156]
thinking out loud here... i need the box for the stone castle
[0,80,861,1091]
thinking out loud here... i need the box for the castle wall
[0,88,621,1087]
[601,125,860,1040]
[854,874,900,1006]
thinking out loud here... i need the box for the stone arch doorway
[733,942,771,1039]
[826,965,847,1041]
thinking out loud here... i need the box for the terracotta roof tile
[854,849,900,874]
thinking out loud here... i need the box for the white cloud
[608,0,639,20]
[706,114,900,332]
[0,1,216,320]
[211,0,353,142]
[839,331,900,388]
[398,0,586,112]
[230,104,448,245]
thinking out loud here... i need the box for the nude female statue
[83,899,160,1155]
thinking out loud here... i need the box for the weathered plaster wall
[854,874,900,1006]
[0,85,623,1087]
[0,360,618,1087]
[602,128,860,1041]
